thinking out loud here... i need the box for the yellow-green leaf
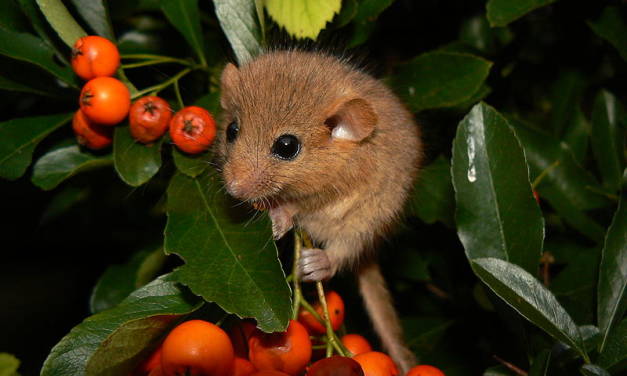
[265,0,341,40]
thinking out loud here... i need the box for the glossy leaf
[214,0,262,64]
[410,155,455,227]
[161,0,206,65]
[90,248,167,314]
[471,258,587,360]
[35,0,87,48]
[70,0,115,40]
[0,353,20,376]
[452,103,543,275]
[591,90,624,192]
[580,365,610,376]
[391,52,492,112]
[32,145,113,190]
[0,28,75,86]
[486,0,558,27]
[588,6,627,62]
[41,275,201,376]
[507,117,610,209]
[113,126,163,187]
[164,172,292,332]
[597,197,627,353]
[528,350,551,376]
[265,0,341,40]
[598,318,627,372]
[0,113,72,180]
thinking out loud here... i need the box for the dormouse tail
[357,262,416,374]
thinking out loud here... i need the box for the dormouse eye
[226,121,239,143]
[272,134,301,160]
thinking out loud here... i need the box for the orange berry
[161,320,234,376]
[79,77,130,125]
[71,35,120,80]
[341,334,373,356]
[129,96,172,143]
[233,357,257,376]
[169,106,216,154]
[72,109,113,150]
[406,365,446,376]
[248,320,312,375]
[353,352,399,376]
[298,291,345,334]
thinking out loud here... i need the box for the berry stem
[298,230,348,357]
[292,232,303,320]
[174,79,185,110]
[132,68,192,100]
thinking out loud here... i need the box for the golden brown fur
[217,50,422,372]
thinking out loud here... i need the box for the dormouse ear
[220,63,239,108]
[325,98,378,142]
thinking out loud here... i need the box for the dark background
[1,0,623,375]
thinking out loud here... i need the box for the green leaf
[451,103,543,275]
[563,108,590,164]
[334,0,357,28]
[41,275,201,376]
[35,0,87,48]
[486,0,558,27]
[32,145,113,190]
[588,6,627,62]
[265,0,341,40]
[528,349,551,376]
[164,171,292,332]
[471,258,588,360]
[0,113,72,180]
[172,148,209,178]
[40,186,90,224]
[410,155,455,227]
[580,364,611,376]
[0,75,53,97]
[598,318,627,372]
[214,0,262,64]
[390,52,492,112]
[0,28,76,86]
[0,1,28,32]
[550,241,600,324]
[591,90,624,192]
[548,71,586,138]
[90,248,167,314]
[459,15,510,55]
[0,353,20,376]
[161,0,206,65]
[402,317,453,353]
[597,197,627,353]
[507,116,610,208]
[70,0,115,40]
[352,0,393,23]
[113,126,163,187]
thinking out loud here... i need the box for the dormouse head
[216,51,378,206]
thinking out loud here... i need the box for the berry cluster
[133,290,445,376]
[70,36,215,154]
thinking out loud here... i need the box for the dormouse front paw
[299,248,333,282]
[268,206,294,240]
